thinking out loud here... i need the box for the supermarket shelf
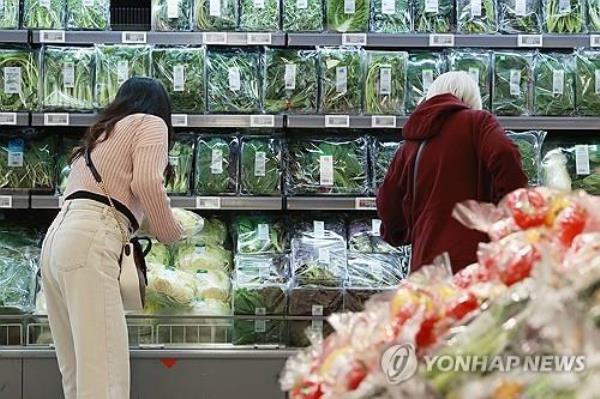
[0,112,30,126]
[497,116,600,130]
[286,115,405,129]
[0,30,29,43]
[169,196,283,210]
[173,114,284,128]
[31,112,97,127]
[0,194,29,209]
[30,195,63,209]
[287,197,376,210]
[0,348,297,359]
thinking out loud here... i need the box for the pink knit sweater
[64,113,183,243]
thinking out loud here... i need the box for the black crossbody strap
[84,148,103,184]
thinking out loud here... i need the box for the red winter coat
[376,93,527,274]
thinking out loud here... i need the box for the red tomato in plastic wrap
[554,203,587,247]
[499,244,541,286]
[504,189,549,229]
[446,292,479,320]
[415,315,440,349]
[453,264,493,288]
[291,381,323,399]
[346,363,367,391]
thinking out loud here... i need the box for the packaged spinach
[0,49,39,112]
[414,0,454,32]
[288,286,343,315]
[575,50,600,116]
[449,49,492,110]
[23,0,65,29]
[152,0,194,31]
[533,52,575,116]
[240,136,283,196]
[195,135,238,195]
[369,0,411,32]
[0,0,20,29]
[291,235,347,286]
[456,0,498,33]
[506,130,546,186]
[498,0,542,33]
[364,51,408,115]
[232,319,286,345]
[234,254,290,285]
[195,0,238,30]
[371,139,401,193]
[282,0,324,31]
[234,215,287,255]
[347,218,411,255]
[492,51,533,116]
[542,0,585,33]
[318,48,364,114]
[233,284,288,315]
[66,0,110,30]
[240,0,280,30]
[406,51,447,112]
[327,0,370,32]
[165,135,194,195]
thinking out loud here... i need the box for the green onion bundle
[240,136,282,196]
[239,0,280,31]
[0,49,38,112]
[498,0,542,33]
[0,0,20,29]
[152,0,194,31]
[575,50,600,116]
[542,0,584,33]
[406,51,447,112]
[195,0,238,30]
[166,136,194,195]
[282,0,324,32]
[0,132,56,191]
[369,0,411,32]
[456,0,498,33]
[414,0,453,32]
[23,0,65,29]
[533,52,575,116]
[319,48,363,114]
[66,0,110,30]
[195,135,238,195]
[327,0,369,32]
[492,51,534,116]
[364,51,407,115]
[449,49,492,109]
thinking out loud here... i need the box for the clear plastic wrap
[240,136,282,196]
[187,216,229,247]
[343,287,394,311]
[542,0,585,33]
[506,130,546,186]
[347,218,411,256]
[456,0,498,33]
[590,0,600,32]
[165,135,194,195]
[369,0,411,32]
[288,319,334,347]
[492,51,533,116]
[319,48,363,114]
[194,135,238,196]
[239,0,280,30]
[498,0,542,33]
[66,0,110,30]
[234,254,290,284]
[0,49,38,112]
[533,52,575,116]
[542,142,600,195]
[0,236,38,313]
[174,242,233,272]
[282,0,324,32]
[233,318,286,345]
[291,236,347,286]
[0,0,20,29]
[152,0,194,31]
[263,48,318,114]
[406,51,447,112]
[234,215,287,254]
[234,283,287,315]
[371,138,401,193]
[364,51,407,115]
[292,215,347,240]
[326,0,369,32]
[288,286,343,314]
[151,47,205,113]
[575,50,600,116]
[448,49,492,110]
[194,0,238,30]
[41,46,95,111]
[207,49,261,114]
[286,137,369,196]
[345,253,407,288]
[414,0,453,32]
[23,0,65,29]
[95,45,152,107]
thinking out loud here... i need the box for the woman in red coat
[376,71,528,274]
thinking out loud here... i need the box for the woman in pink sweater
[40,77,183,399]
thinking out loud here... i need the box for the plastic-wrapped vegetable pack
[590,0,600,32]
[187,216,229,247]
[364,51,407,115]
[240,0,280,30]
[152,0,194,30]
[371,139,401,192]
[174,242,233,272]
[166,135,194,195]
[506,130,546,186]
[542,141,600,195]
[234,254,290,285]
[0,49,38,112]
[542,0,585,33]
[282,0,324,31]
[41,46,95,111]
[234,284,287,315]
[498,0,542,33]
[406,51,447,112]
[0,0,20,29]
[492,51,533,116]
[207,49,261,114]
[414,0,453,32]
[347,218,409,255]
[327,0,369,32]
[288,286,343,314]
[533,52,575,116]
[319,48,363,114]
[449,49,492,109]
[233,318,286,345]
[263,49,318,114]
[23,0,65,29]
[195,0,238,30]
[575,50,600,116]
[292,215,347,240]
[240,136,282,196]
[456,0,498,33]
[286,137,369,196]
[152,47,205,113]
[95,45,151,107]
[194,135,238,195]
[234,215,287,255]
[0,230,39,313]
[345,253,407,288]
[55,136,79,194]
[291,235,347,286]
[66,0,110,30]
[369,0,411,32]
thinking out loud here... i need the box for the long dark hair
[72,77,174,181]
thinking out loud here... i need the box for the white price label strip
[203,32,227,44]
[40,30,65,43]
[355,197,376,210]
[247,33,272,45]
[44,113,70,126]
[195,196,222,209]
[429,34,454,47]
[0,195,12,208]
[0,113,17,125]
[341,33,367,46]
[371,115,396,128]
[250,115,275,127]
[517,34,543,47]
[591,35,600,48]
[325,115,350,128]
[121,31,147,44]
[171,114,188,127]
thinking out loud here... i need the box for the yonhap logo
[380,343,418,384]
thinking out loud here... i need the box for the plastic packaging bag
[542,0,585,33]
[288,286,343,314]
[0,49,38,112]
[240,136,282,196]
[42,46,95,111]
[343,287,394,311]
[234,215,287,254]
[406,51,447,112]
[166,135,194,195]
[292,215,347,240]
[282,0,324,31]
[456,0,498,33]
[369,0,411,32]
[319,48,364,114]
[575,50,600,116]
[234,254,290,284]
[0,238,38,313]
[533,52,576,116]
[364,51,408,115]
[233,319,286,345]
[66,0,110,30]
[327,0,369,32]
[207,49,261,114]
[449,49,492,110]
[95,45,151,107]
[371,139,401,192]
[152,0,194,30]
[286,137,369,196]
[347,218,410,256]
[590,0,600,32]
[151,47,205,113]
[492,51,533,116]
[195,0,238,30]
[346,252,407,288]
[414,0,453,32]
[174,243,233,272]
[498,0,542,33]
[506,130,546,186]
[0,0,20,29]
[234,283,287,315]
[542,143,600,195]
[194,269,231,301]
[187,216,229,247]
[291,236,347,286]
[263,48,318,114]
[23,0,65,29]
[194,135,238,195]
[240,0,280,30]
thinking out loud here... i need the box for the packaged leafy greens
[240,136,282,196]
[288,319,334,347]
[364,51,408,115]
[590,0,600,32]
[492,51,533,116]
[56,137,79,194]
[369,0,411,32]
[0,229,39,313]
[346,252,407,288]
[542,141,600,195]
[288,286,343,314]
[207,49,261,114]
[291,235,347,286]
[66,0,110,30]
[498,0,542,33]
[414,0,453,32]
[95,45,152,107]
[152,47,205,113]
[240,0,280,30]
[348,218,410,254]
[343,287,395,311]
[234,215,287,254]
[286,137,369,195]
[406,51,447,112]
[292,215,347,240]
[263,49,318,114]
[533,52,575,116]
[234,284,287,315]
[575,50,600,116]
[456,0,498,32]
[506,130,546,186]
[371,139,401,192]
[41,46,95,111]
[166,136,194,195]
[319,48,364,114]
[195,135,238,195]
[234,254,290,285]
[23,0,65,29]
[282,0,324,32]
[327,0,369,32]
[232,319,286,345]
[0,0,20,29]
[449,50,492,110]
[152,0,194,31]
[542,0,584,33]
[0,49,38,112]
[195,0,238,30]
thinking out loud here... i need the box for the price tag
[284,64,296,90]
[575,145,590,175]
[167,0,179,18]
[296,0,308,8]
[318,248,330,264]
[247,33,272,45]
[468,67,479,83]
[517,34,543,47]
[83,0,94,6]
[313,220,325,238]
[325,115,350,128]
[422,69,434,92]
[195,196,221,209]
[4,67,21,94]
[203,32,227,44]
[211,149,223,174]
[40,0,50,7]
[336,66,347,93]
[254,308,266,333]
[254,151,266,177]
[39,30,65,43]
[371,219,382,236]
[250,115,275,127]
[121,31,147,44]
[0,195,12,208]
[341,33,367,46]
[116,61,129,84]
[257,223,270,240]
[312,305,324,316]
[515,0,526,15]
[312,319,324,334]
[379,66,392,95]
[381,0,395,14]
[344,0,355,13]
[319,155,334,186]
[552,69,564,95]
[510,69,521,96]
[558,0,570,12]
[7,138,23,167]
[228,67,241,91]
[591,35,600,47]
[355,197,376,210]
[173,64,185,92]
[171,114,188,127]
[471,0,482,16]
[429,34,454,47]
[425,0,438,12]
[209,0,221,16]
[371,115,396,128]
[0,113,17,125]
[254,0,265,8]
[63,62,75,89]
[44,113,70,126]
[58,196,65,207]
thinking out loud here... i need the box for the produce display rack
[0,30,29,43]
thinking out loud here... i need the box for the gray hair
[425,71,483,110]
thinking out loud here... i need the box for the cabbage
[146,267,198,313]
[194,269,231,301]
[146,240,171,266]
[172,208,204,238]
[188,217,228,247]
[174,243,233,272]
[191,298,231,316]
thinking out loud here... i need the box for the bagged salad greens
[187,216,229,247]
[234,284,287,315]
[291,235,347,286]
[234,215,287,254]
[542,141,600,195]
[369,0,411,32]
[406,51,447,112]
[41,46,95,111]
[533,52,576,116]
[590,0,600,32]
[449,50,492,110]
[195,0,238,30]
[542,0,585,33]
[152,47,205,113]
[240,136,282,196]
[371,139,400,192]
[498,0,542,33]
[343,287,394,311]
[194,135,238,195]
[152,0,194,31]
[327,0,369,32]
[288,286,343,314]
[0,0,20,29]
[319,48,364,114]
[292,215,347,240]
[66,0,110,30]
[234,254,290,285]
[456,0,498,33]
[347,217,409,254]
[575,50,600,116]
[506,130,546,186]
[95,45,151,107]
[286,137,369,195]
[282,0,324,32]
[263,49,318,114]
[364,51,408,115]
[0,49,38,112]
[345,252,407,288]
[23,0,65,29]
[232,318,286,345]
[414,0,453,32]
[492,51,533,116]
[239,0,280,30]
[207,49,261,114]
[166,135,194,195]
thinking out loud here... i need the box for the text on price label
[325,115,350,128]
[247,33,272,45]
[40,30,65,43]
[0,113,17,125]
[517,34,543,47]
[0,196,12,208]
[203,32,228,44]
[121,31,147,44]
[591,35,600,48]
[429,34,454,47]
[171,114,188,127]
[355,197,376,210]
[371,115,396,128]
[195,196,222,209]
[44,113,70,126]
[342,33,367,46]
[250,115,275,127]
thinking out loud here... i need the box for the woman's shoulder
[117,114,168,147]
[117,113,168,131]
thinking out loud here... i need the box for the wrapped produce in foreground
[364,51,408,115]
[506,130,546,186]
[194,136,238,196]
[165,135,194,195]
[319,48,364,114]
[66,0,110,30]
[542,141,600,195]
[492,51,533,116]
[533,52,576,116]
[282,0,324,32]
[0,49,38,112]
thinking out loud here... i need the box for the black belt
[65,191,139,231]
